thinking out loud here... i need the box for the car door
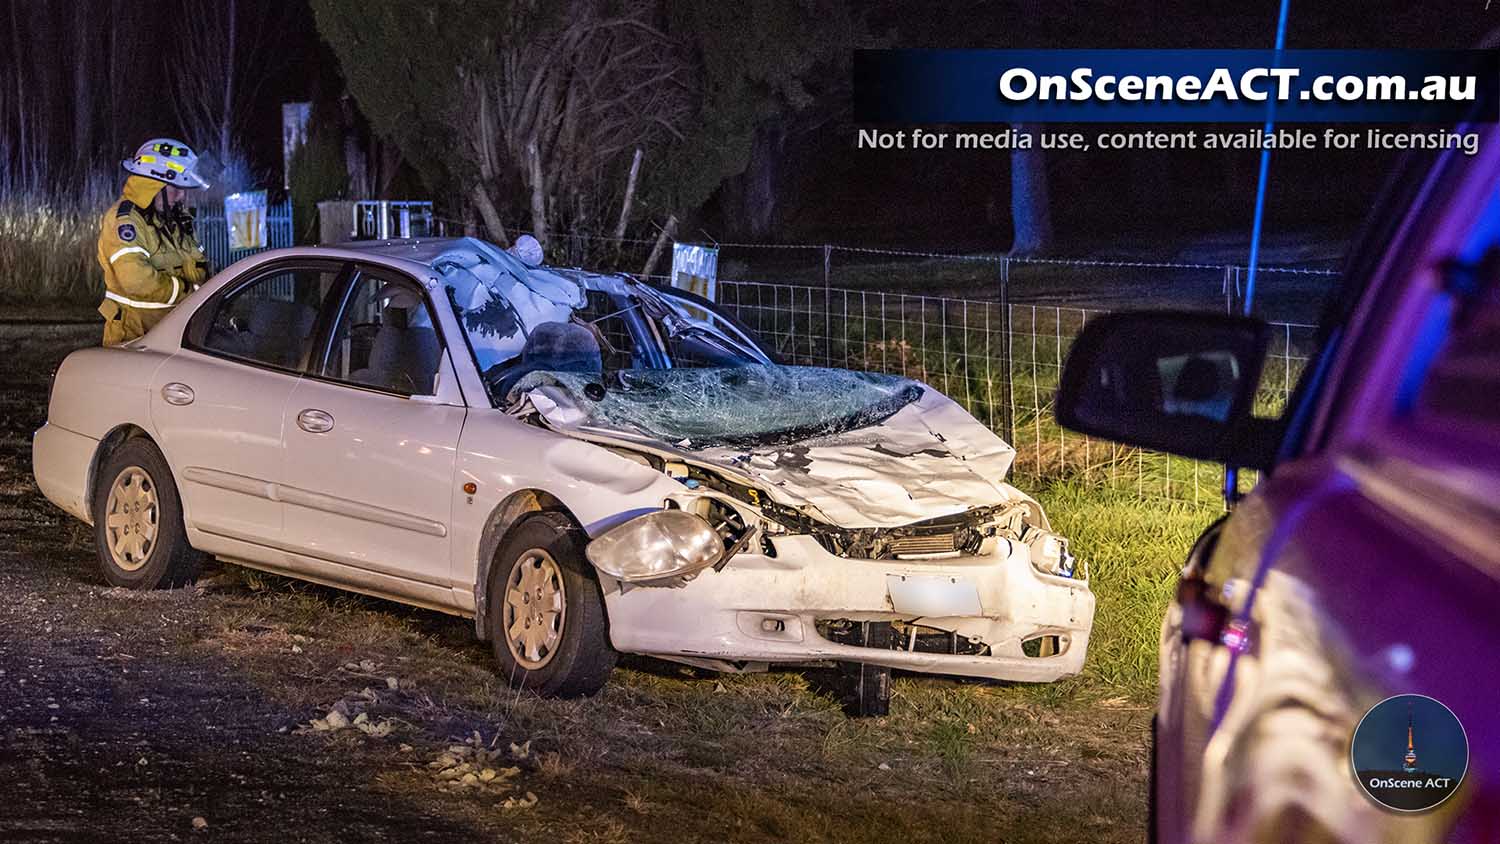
[151,260,348,558]
[277,265,467,611]
[1164,132,1500,843]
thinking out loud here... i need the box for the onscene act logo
[1351,694,1469,812]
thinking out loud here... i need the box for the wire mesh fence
[193,197,295,274]
[415,218,1335,505]
[716,279,1319,508]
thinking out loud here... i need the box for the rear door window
[195,263,346,372]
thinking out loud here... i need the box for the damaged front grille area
[806,507,1002,560]
[813,526,983,559]
[817,619,991,657]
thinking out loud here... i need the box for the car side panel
[148,350,299,563]
[278,376,465,605]
[1173,447,1500,843]
[451,409,686,616]
[44,347,170,442]
[34,347,172,523]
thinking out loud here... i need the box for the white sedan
[32,237,1094,702]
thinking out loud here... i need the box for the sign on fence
[224,190,268,250]
[191,194,293,273]
[671,243,719,302]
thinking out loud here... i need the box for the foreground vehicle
[1056,123,1500,836]
[33,237,1093,706]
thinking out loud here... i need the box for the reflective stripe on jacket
[96,176,209,344]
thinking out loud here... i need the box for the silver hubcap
[503,548,566,669]
[104,467,158,572]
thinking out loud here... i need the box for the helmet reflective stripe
[122,137,208,189]
[104,277,181,309]
[108,245,150,264]
[134,154,185,173]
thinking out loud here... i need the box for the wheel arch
[87,423,156,519]
[473,489,588,640]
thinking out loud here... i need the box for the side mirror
[1056,311,1272,467]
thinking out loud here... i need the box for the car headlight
[1027,531,1078,579]
[586,509,724,584]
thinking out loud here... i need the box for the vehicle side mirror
[1056,311,1272,467]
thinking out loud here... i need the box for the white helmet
[122,138,210,189]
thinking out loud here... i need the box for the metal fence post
[823,244,832,364]
[999,256,1015,444]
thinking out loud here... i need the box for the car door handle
[161,382,195,406]
[296,408,335,434]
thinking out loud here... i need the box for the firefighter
[97,138,212,345]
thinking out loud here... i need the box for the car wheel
[91,437,204,589]
[489,512,616,697]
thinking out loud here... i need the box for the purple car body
[1156,125,1500,840]
[1061,121,1500,840]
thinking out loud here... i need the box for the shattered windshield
[508,366,925,450]
[434,239,773,406]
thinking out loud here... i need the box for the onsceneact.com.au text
[998,67,1478,103]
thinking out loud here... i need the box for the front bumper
[601,533,1095,683]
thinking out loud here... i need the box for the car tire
[91,437,204,589]
[488,512,616,697]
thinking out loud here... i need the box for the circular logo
[1351,694,1468,812]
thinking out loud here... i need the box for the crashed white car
[32,237,1094,700]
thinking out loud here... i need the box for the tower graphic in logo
[1352,693,1468,812]
[1402,702,1418,773]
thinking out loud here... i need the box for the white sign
[225,190,268,251]
[670,243,719,303]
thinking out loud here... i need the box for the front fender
[454,410,684,637]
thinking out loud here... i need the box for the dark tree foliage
[310,0,854,261]
[289,100,351,243]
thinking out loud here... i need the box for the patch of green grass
[1034,480,1219,699]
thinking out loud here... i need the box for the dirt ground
[0,321,1151,843]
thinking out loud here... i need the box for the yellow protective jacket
[97,176,210,345]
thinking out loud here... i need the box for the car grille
[812,522,983,560]
[885,532,960,557]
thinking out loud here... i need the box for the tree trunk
[72,15,93,172]
[614,148,643,241]
[527,137,547,249]
[1008,123,1052,256]
[641,214,678,277]
[9,1,31,189]
[742,123,785,240]
[471,184,508,245]
[221,0,237,167]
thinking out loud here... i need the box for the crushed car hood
[511,366,1024,528]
